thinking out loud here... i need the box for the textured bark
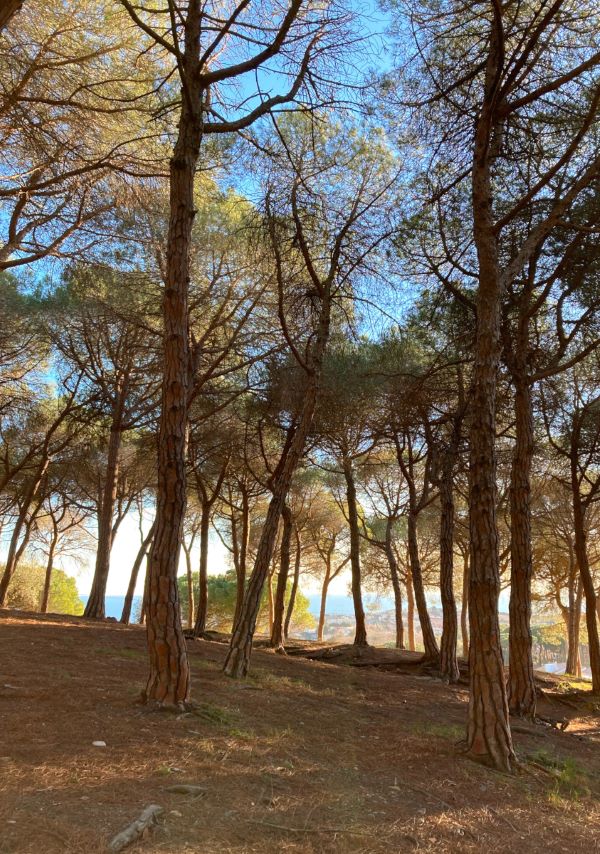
[85,415,122,619]
[439,457,459,682]
[343,457,368,647]
[565,582,583,675]
[232,492,250,632]
[465,8,514,771]
[572,490,600,692]
[121,521,156,624]
[193,502,211,636]
[407,512,438,661]
[271,504,293,648]
[224,291,331,677]
[384,520,404,649]
[284,527,301,640]
[508,373,536,717]
[144,4,203,707]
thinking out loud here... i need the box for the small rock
[92,741,107,747]
[170,810,182,817]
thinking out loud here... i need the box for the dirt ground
[1,612,599,854]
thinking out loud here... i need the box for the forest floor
[1,612,599,854]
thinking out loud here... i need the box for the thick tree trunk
[508,373,536,717]
[85,417,122,618]
[384,521,404,649]
[144,7,203,706]
[439,457,459,682]
[121,520,156,624]
[406,567,416,652]
[343,457,368,647]
[271,504,292,649]
[284,526,301,640]
[223,291,331,678]
[407,512,438,661]
[572,492,600,692]
[461,551,469,658]
[193,502,210,636]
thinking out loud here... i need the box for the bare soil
[1,611,599,853]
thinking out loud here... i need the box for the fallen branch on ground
[108,804,163,852]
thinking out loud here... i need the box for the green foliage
[177,570,314,633]
[4,562,83,615]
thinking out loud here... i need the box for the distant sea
[80,592,397,620]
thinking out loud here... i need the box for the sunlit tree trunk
[271,504,292,649]
[407,511,438,661]
[343,456,368,646]
[384,520,404,649]
[284,526,301,640]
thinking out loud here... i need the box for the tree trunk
[85,416,122,618]
[439,457,459,682]
[566,581,582,676]
[343,457,368,647]
[384,521,404,649]
[121,521,156,624]
[406,566,416,652]
[284,526,301,640]
[144,6,203,706]
[407,512,438,661]
[507,369,536,717]
[460,551,469,658]
[232,492,250,632]
[0,460,49,605]
[40,537,57,614]
[271,504,292,649]
[223,291,332,678]
[0,1,23,32]
[193,502,210,636]
[318,563,331,642]
[572,490,600,692]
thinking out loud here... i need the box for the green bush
[4,562,84,615]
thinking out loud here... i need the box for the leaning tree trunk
[407,512,438,661]
[572,492,600,692]
[85,416,122,618]
[223,288,331,678]
[284,527,301,640]
[271,504,293,649]
[566,580,582,676]
[232,494,250,632]
[318,563,331,642]
[193,502,211,636]
[343,457,368,647]
[121,521,156,624]
[439,456,459,682]
[144,11,203,706]
[384,520,404,649]
[40,535,58,614]
[507,371,536,717]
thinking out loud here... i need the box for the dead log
[108,804,163,852]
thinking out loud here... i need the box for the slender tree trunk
[343,457,368,647]
[144,6,203,706]
[318,563,331,642]
[271,504,292,649]
[407,512,438,661]
[85,414,122,618]
[40,537,57,614]
[121,520,156,624]
[508,370,536,717]
[572,490,600,691]
[439,457,459,682]
[224,292,331,678]
[233,493,250,632]
[193,502,210,636]
[460,551,469,659]
[284,526,301,640]
[406,566,416,652]
[0,461,48,605]
[384,521,404,649]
